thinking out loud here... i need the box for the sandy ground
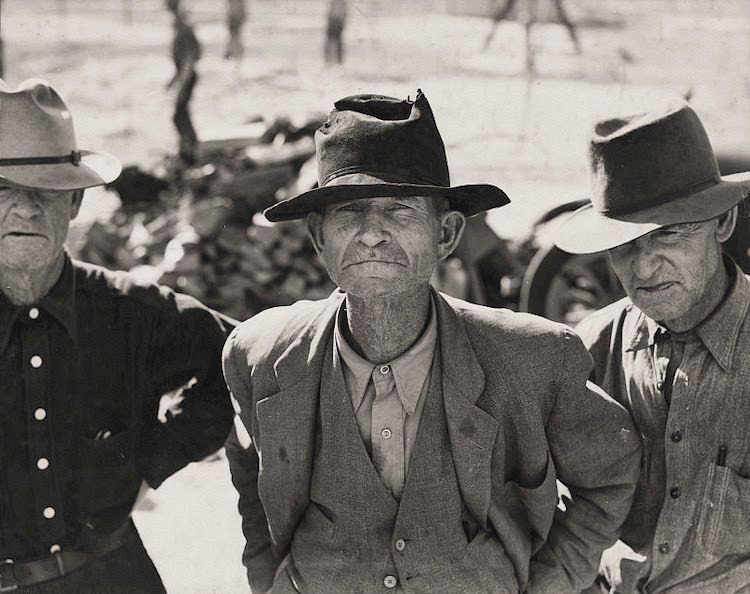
[2,1,749,592]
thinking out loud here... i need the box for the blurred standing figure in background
[483,0,581,72]
[0,79,232,593]
[224,0,247,60]
[554,101,750,593]
[166,0,201,164]
[324,0,347,65]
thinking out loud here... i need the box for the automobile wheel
[520,244,625,325]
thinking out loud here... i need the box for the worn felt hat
[263,90,509,222]
[0,78,121,191]
[553,100,750,254]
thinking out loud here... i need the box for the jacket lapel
[255,292,344,549]
[435,291,499,529]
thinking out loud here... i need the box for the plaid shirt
[0,255,232,560]
[577,260,750,593]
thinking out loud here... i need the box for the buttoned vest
[287,337,518,593]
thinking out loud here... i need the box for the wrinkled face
[307,195,465,298]
[0,184,82,274]
[607,214,734,329]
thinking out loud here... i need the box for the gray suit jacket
[223,290,641,593]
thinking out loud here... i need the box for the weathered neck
[343,286,432,364]
[0,254,65,306]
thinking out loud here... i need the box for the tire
[520,244,625,325]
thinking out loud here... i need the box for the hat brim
[264,182,510,222]
[0,150,122,191]
[553,172,750,254]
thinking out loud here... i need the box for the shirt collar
[627,259,749,372]
[334,296,438,414]
[0,253,78,354]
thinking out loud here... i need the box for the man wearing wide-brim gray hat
[0,79,233,592]
[224,89,640,593]
[554,101,750,593]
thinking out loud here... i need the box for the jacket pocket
[698,462,750,557]
[77,428,140,515]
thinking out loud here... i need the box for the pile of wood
[73,114,336,321]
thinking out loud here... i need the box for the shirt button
[658,542,670,554]
[37,457,50,470]
[43,507,56,519]
[670,486,681,498]
[49,544,61,554]
[379,365,390,375]
[30,355,43,368]
[383,575,398,589]
[34,408,47,421]
[671,430,682,442]
[381,427,392,440]
[394,538,406,552]
[28,307,40,320]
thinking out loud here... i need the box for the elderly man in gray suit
[223,90,641,594]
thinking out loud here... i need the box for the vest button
[670,486,681,499]
[671,430,682,442]
[394,538,406,552]
[658,542,670,554]
[380,427,392,440]
[383,575,398,589]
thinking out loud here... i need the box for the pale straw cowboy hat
[553,100,750,254]
[264,90,510,222]
[0,78,121,191]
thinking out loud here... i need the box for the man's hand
[599,540,647,591]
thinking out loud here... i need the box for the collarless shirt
[334,298,437,500]
[0,255,233,560]
[577,259,750,593]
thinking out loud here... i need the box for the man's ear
[70,189,84,220]
[437,210,466,262]
[716,205,738,243]
[306,211,325,257]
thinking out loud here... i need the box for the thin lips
[637,281,675,292]
[343,259,405,268]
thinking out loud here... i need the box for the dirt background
[2,1,749,592]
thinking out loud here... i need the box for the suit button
[394,538,406,552]
[383,575,397,588]
[670,486,681,498]
[671,430,682,442]
[658,542,670,554]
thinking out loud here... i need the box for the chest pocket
[698,462,750,558]
[76,427,140,525]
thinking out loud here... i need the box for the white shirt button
[43,507,56,519]
[28,307,40,320]
[379,365,390,375]
[34,408,47,421]
[394,538,406,552]
[383,575,398,589]
[49,544,61,554]
[30,355,43,368]
[37,457,50,470]
[380,427,392,440]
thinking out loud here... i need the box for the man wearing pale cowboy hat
[553,101,750,593]
[223,90,640,593]
[0,78,233,592]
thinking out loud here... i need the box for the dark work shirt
[0,255,233,560]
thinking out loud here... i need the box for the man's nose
[10,191,43,218]
[355,215,390,248]
[631,246,662,280]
